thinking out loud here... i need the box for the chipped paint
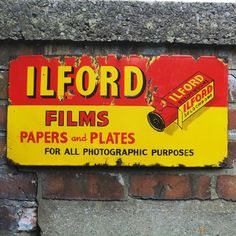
[7,55,228,167]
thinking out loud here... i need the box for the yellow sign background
[8,105,227,167]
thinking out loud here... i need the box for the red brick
[229,108,236,130]
[0,136,6,158]
[193,175,211,199]
[42,172,125,200]
[129,174,210,200]
[0,137,7,165]
[228,141,236,158]
[0,201,37,232]
[0,172,37,200]
[0,106,7,131]
[216,175,236,201]
[0,71,8,99]
[228,72,236,102]
[222,141,236,167]
[0,205,17,230]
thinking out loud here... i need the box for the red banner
[9,55,227,107]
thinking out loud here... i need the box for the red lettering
[121,132,128,144]
[90,132,98,144]
[79,111,95,126]
[45,111,57,126]
[208,84,213,93]
[99,132,105,144]
[36,132,44,142]
[45,131,51,143]
[20,131,28,142]
[106,133,114,144]
[19,131,68,143]
[51,132,60,143]
[97,111,109,127]
[28,132,36,143]
[195,94,201,102]
[58,111,64,126]
[201,89,207,98]
[67,111,77,126]
[89,132,135,144]
[128,132,135,144]
[60,132,68,143]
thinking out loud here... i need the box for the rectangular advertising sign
[7,55,228,166]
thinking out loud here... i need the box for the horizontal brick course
[0,137,6,165]
[0,205,16,231]
[0,71,8,100]
[229,107,236,130]
[0,172,37,200]
[129,174,211,200]
[0,106,7,131]
[0,136,6,157]
[224,141,236,167]
[0,200,37,233]
[216,175,236,201]
[42,172,125,200]
[228,141,236,158]
[228,72,236,102]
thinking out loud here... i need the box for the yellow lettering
[168,95,177,102]
[188,79,199,87]
[194,75,204,82]
[27,66,35,97]
[172,92,183,99]
[76,66,96,96]
[177,87,186,95]
[183,84,192,91]
[124,66,144,97]
[40,66,54,97]
[58,66,72,98]
[100,66,119,97]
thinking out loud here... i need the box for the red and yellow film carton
[7,55,228,167]
[148,72,215,130]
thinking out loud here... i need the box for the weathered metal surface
[7,55,228,167]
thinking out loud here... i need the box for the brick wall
[0,41,235,235]
[1,1,236,235]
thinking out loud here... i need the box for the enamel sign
[7,55,228,166]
